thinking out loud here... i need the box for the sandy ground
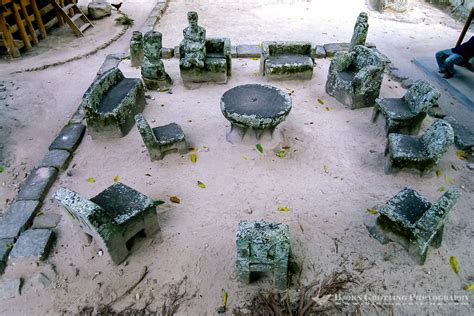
[0,0,473,314]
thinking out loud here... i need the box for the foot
[443,72,454,79]
[438,69,446,74]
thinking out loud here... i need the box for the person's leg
[436,49,452,73]
[444,53,464,74]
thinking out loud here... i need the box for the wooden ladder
[50,0,92,37]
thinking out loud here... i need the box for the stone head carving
[357,12,368,24]
[131,31,142,42]
[143,31,162,60]
[187,11,198,27]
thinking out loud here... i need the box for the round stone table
[220,84,292,142]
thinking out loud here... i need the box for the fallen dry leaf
[170,196,180,204]
[197,181,206,189]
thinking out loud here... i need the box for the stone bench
[54,183,159,264]
[260,41,314,80]
[82,68,146,139]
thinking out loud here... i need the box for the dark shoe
[438,69,446,74]
[443,72,454,79]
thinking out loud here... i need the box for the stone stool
[236,220,290,290]
[54,183,160,264]
[135,113,187,161]
[369,187,461,264]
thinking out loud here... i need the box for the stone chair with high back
[236,220,291,290]
[179,38,232,86]
[179,11,231,86]
[135,113,187,161]
[384,119,454,175]
[260,41,315,80]
[325,45,385,109]
[82,68,146,139]
[53,183,159,264]
[369,186,461,264]
[372,80,441,135]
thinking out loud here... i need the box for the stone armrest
[332,50,355,72]
[353,65,383,91]
[414,188,461,244]
[54,187,116,228]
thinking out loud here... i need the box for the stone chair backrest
[414,187,461,237]
[404,80,441,114]
[82,68,125,113]
[353,45,384,73]
[421,119,455,159]
[268,42,312,57]
[135,113,158,148]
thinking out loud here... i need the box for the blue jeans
[435,49,464,73]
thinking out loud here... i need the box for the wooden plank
[30,0,46,38]
[0,11,20,57]
[11,0,31,49]
[39,3,53,16]
[44,16,58,30]
[19,0,39,45]
[456,8,473,47]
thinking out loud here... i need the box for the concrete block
[231,45,238,58]
[161,47,174,59]
[38,149,72,171]
[31,213,62,229]
[9,229,54,262]
[16,167,58,201]
[236,45,260,58]
[323,42,350,57]
[314,45,326,59]
[49,124,86,153]
[0,201,41,239]
[0,238,14,274]
[0,279,22,300]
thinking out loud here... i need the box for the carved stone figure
[130,31,143,67]
[180,11,206,69]
[350,12,369,50]
[141,31,173,90]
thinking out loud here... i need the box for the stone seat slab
[152,123,185,146]
[97,78,141,114]
[265,55,313,71]
[388,134,430,160]
[379,187,432,226]
[90,183,154,225]
[377,98,415,121]
[206,52,225,58]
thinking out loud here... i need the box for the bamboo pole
[456,7,473,48]
[11,0,31,49]
[19,0,39,45]
[0,10,21,57]
[30,0,46,38]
